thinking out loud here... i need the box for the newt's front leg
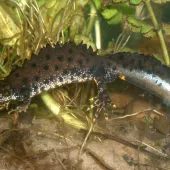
[8,99,31,114]
[8,99,31,126]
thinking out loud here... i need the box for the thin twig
[110,108,163,120]
[78,117,93,159]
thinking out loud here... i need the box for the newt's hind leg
[94,79,113,117]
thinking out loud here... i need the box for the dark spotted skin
[0,42,170,113]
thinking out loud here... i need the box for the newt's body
[0,43,170,112]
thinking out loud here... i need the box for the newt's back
[0,42,170,110]
[5,43,115,102]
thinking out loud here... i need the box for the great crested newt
[0,42,170,112]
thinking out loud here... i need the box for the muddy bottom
[0,79,170,170]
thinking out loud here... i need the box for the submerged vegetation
[0,1,170,169]
[0,0,170,130]
[0,0,170,79]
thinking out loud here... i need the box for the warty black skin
[0,42,170,112]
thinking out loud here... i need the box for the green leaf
[101,8,118,19]
[0,5,20,45]
[101,7,122,25]
[70,11,86,39]
[129,0,142,5]
[92,0,102,10]
[74,35,97,51]
[127,17,156,37]
[102,4,135,19]
[107,12,122,24]
[101,4,135,25]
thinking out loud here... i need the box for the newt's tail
[109,52,170,105]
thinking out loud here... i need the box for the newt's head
[0,81,12,108]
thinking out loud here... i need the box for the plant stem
[86,3,96,36]
[95,18,101,49]
[40,91,106,133]
[145,0,169,65]
[86,2,101,49]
